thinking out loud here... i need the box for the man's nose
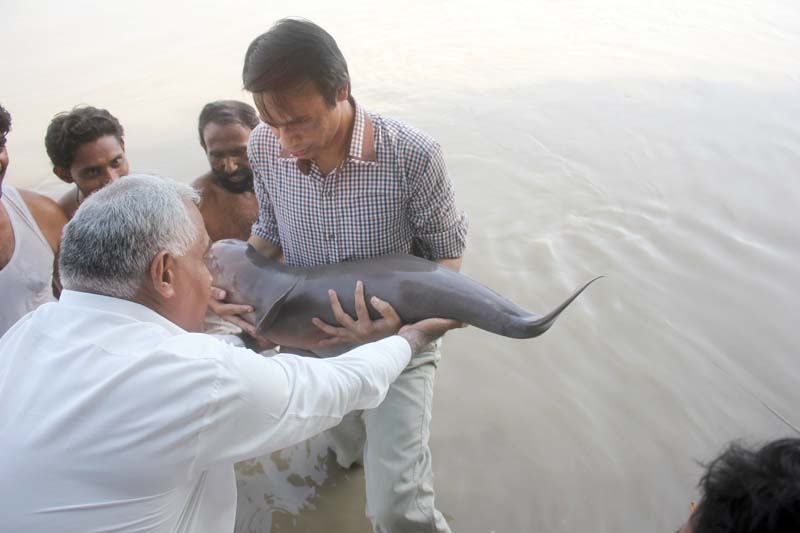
[223,158,237,174]
[274,126,301,145]
[104,168,123,184]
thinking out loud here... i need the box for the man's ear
[148,250,176,299]
[53,166,73,184]
[336,82,350,102]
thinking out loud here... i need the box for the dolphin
[207,239,601,356]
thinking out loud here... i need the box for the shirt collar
[58,290,187,336]
[279,98,378,173]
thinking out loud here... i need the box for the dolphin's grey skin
[207,239,600,356]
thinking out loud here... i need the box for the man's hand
[207,287,274,350]
[311,281,402,350]
[208,287,257,334]
[399,318,466,355]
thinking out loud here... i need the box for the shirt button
[327,233,335,240]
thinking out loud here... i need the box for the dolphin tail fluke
[514,276,603,338]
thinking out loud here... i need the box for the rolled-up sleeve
[191,335,411,471]
[406,141,468,259]
[248,126,282,247]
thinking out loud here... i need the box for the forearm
[435,256,462,273]
[247,234,283,260]
[193,336,411,468]
[245,336,411,453]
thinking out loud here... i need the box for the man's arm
[191,317,463,470]
[407,139,467,263]
[247,234,282,260]
[436,257,462,273]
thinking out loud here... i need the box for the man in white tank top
[0,104,67,336]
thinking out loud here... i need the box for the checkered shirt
[248,100,468,267]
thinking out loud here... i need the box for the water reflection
[234,433,372,533]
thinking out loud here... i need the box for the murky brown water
[4,1,800,531]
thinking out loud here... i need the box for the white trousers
[326,340,451,533]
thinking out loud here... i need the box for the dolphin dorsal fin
[243,245,303,332]
[256,280,298,331]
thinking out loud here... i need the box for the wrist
[398,330,428,356]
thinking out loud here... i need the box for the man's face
[170,203,213,332]
[0,132,8,194]
[253,82,348,162]
[202,122,253,194]
[57,134,129,198]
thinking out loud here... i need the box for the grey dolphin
[207,239,600,356]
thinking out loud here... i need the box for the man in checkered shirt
[239,18,467,532]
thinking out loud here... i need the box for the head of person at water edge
[0,104,10,195]
[198,100,258,194]
[243,18,351,161]
[45,105,129,199]
[59,175,213,332]
[677,438,800,533]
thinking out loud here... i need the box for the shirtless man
[0,104,67,336]
[44,106,129,219]
[191,101,259,242]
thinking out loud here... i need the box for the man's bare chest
[203,193,259,242]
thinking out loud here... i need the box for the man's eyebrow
[78,151,125,171]
[263,115,307,128]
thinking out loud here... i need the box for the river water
[4,1,800,531]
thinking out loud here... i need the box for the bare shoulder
[56,188,78,220]
[191,172,216,192]
[191,173,220,205]
[18,189,68,252]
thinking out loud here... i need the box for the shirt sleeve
[248,127,282,247]
[191,335,411,472]
[405,140,469,260]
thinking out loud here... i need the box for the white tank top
[0,186,56,336]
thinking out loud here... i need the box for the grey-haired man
[0,175,461,533]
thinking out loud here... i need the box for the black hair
[0,104,11,137]
[242,18,350,106]
[198,100,259,149]
[44,105,124,168]
[693,438,800,533]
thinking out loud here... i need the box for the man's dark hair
[0,104,11,137]
[242,18,350,106]
[198,100,259,149]
[44,106,124,168]
[692,438,800,533]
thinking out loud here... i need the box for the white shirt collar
[58,289,187,336]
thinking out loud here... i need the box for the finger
[328,289,355,327]
[353,280,369,322]
[314,336,348,349]
[210,287,226,301]
[370,296,402,327]
[225,316,258,337]
[311,317,345,337]
[214,303,254,317]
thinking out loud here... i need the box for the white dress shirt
[0,290,411,532]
